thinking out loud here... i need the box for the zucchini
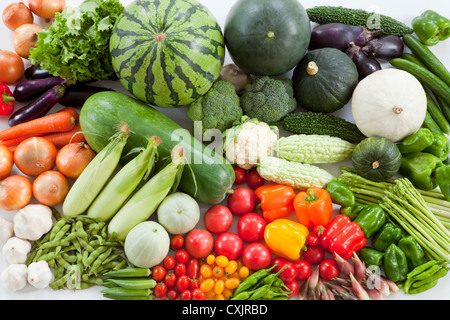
[282,112,366,143]
[306,6,413,36]
[79,91,235,205]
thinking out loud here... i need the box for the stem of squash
[307,62,319,76]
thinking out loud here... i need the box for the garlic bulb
[0,218,14,242]
[1,264,28,291]
[2,237,31,264]
[13,204,53,241]
[27,261,53,289]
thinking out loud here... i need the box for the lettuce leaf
[29,0,124,83]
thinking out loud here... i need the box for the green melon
[109,0,225,108]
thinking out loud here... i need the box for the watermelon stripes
[110,0,225,108]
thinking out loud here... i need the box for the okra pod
[106,278,157,290]
[103,294,154,301]
[104,268,152,278]
[101,287,152,297]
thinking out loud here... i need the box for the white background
[0,0,449,300]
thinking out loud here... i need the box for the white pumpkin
[351,68,427,143]
[157,192,200,235]
[124,221,170,268]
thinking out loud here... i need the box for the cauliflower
[224,116,279,170]
[187,80,243,134]
[240,76,297,124]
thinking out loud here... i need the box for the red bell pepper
[255,184,295,222]
[319,215,366,260]
[0,84,14,117]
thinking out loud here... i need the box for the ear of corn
[87,136,161,222]
[107,146,187,240]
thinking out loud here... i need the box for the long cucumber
[62,125,129,217]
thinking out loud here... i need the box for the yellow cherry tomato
[200,278,215,292]
[223,288,233,299]
[225,260,238,275]
[214,293,226,300]
[214,279,225,294]
[215,255,229,267]
[213,266,225,278]
[206,254,216,265]
[200,264,213,278]
[225,277,240,290]
[205,290,215,299]
[238,266,250,279]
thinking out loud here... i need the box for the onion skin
[0,50,24,85]
[28,0,66,20]
[0,175,33,211]
[2,2,34,31]
[13,23,42,59]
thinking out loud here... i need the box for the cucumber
[79,91,234,205]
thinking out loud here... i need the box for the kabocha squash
[352,137,402,182]
[292,48,359,113]
[109,0,225,108]
[351,69,427,143]
[224,0,311,76]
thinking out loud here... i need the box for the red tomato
[170,235,184,250]
[214,232,244,260]
[154,282,167,298]
[319,259,341,281]
[242,242,272,271]
[269,257,297,282]
[152,266,166,282]
[237,212,267,242]
[189,278,200,291]
[176,275,190,292]
[203,205,233,234]
[293,259,312,281]
[175,249,189,264]
[185,229,214,259]
[181,289,192,300]
[164,272,177,289]
[283,280,300,298]
[303,245,325,265]
[163,256,176,270]
[174,263,186,277]
[307,233,319,246]
[246,170,265,189]
[186,258,200,280]
[167,289,178,300]
[227,187,256,216]
[192,288,205,300]
[234,167,247,185]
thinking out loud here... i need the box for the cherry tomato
[174,263,186,277]
[170,235,184,250]
[269,257,297,282]
[283,280,300,298]
[233,167,247,185]
[242,242,272,271]
[293,259,312,281]
[176,275,190,292]
[237,212,267,242]
[303,245,325,265]
[181,289,192,300]
[246,170,265,189]
[152,265,166,282]
[227,187,256,216]
[185,229,214,259]
[307,233,319,246]
[214,232,244,260]
[186,258,200,280]
[203,205,233,234]
[163,256,176,270]
[189,278,200,291]
[319,259,341,281]
[192,288,205,300]
[164,272,177,289]
[167,289,178,300]
[175,249,189,264]
[154,282,167,298]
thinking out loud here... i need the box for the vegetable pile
[1,0,450,302]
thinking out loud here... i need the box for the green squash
[352,137,402,182]
[292,48,359,113]
[224,0,311,76]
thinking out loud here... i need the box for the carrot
[0,133,44,147]
[41,125,86,148]
[58,106,79,123]
[0,111,76,141]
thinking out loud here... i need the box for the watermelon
[109,0,225,108]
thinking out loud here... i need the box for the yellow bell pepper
[264,219,309,261]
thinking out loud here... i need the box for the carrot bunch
[0,107,86,151]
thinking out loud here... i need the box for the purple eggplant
[59,84,113,107]
[362,35,405,61]
[309,23,384,52]
[9,85,66,127]
[13,77,66,102]
[24,65,52,80]
[347,42,382,79]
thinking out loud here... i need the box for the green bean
[81,274,104,285]
[107,278,157,290]
[61,253,77,264]
[49,219,69,241]
[50,272,72,290]
[103,294,153,300]
[101,253,122,265]
[90,247,114,275]
[101,287,152,297]
[408,279,439,295]
[76,220,89,243]
[77,237,95,253]
[38,239,71,250]
[55,256,72,270]
[53,224,72,241]
[50,206,62,220]
[104,267,151,278]
[84,246,108,267]
[37,247,61,262]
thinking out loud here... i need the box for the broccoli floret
[187,80,243,134]
[240,76,297,124]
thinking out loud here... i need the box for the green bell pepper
[354,205,386,238]
[360,247,384,267]
[397,128,435,155]
[339,203,366,221]
[412,10,450,46]
[384,244,409,283]
[399,152,443,191]
[398,236,425,269]
[372,223,404,252]
[436,165,450,202]
[423,133,450,161]
[326,180,355,207]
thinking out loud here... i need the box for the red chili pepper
[255,183,296,222]
[319,215,366,260]
[0,84,15,117]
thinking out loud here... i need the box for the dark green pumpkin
[292,48,359,113]
[352,137,402,182]
[224,0,311,76]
